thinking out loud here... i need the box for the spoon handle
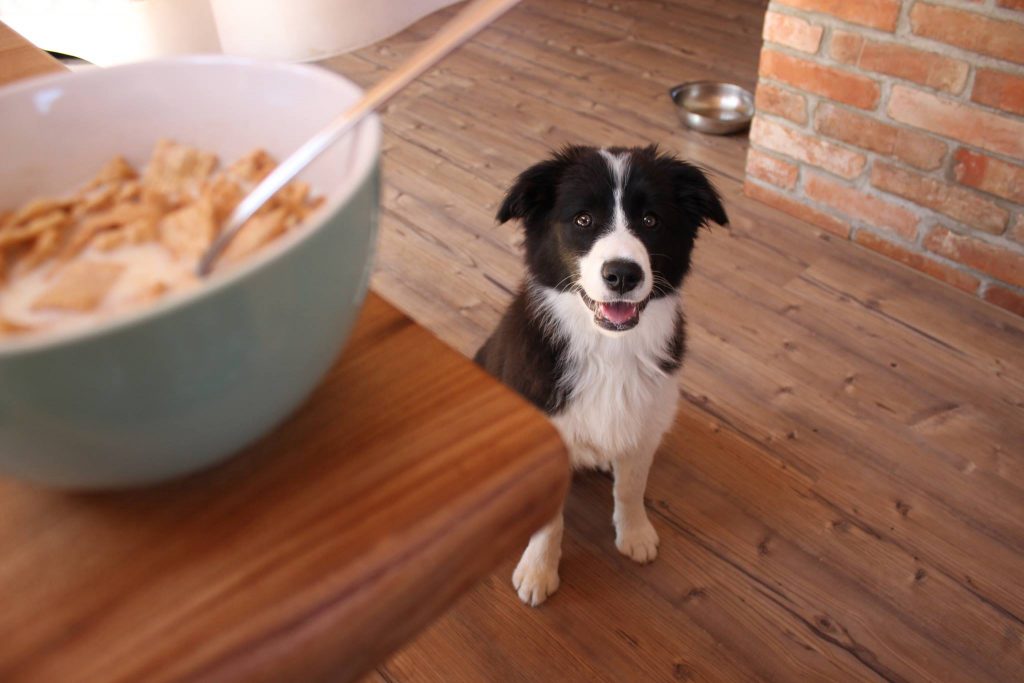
[199,0,521,276]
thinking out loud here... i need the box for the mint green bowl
[0,57,380,489]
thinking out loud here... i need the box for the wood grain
[0,294,569,683]
[324,0,1024,680]
[0,27,569,683]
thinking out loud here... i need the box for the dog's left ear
[646,146,728,229]
[673,160,729,228]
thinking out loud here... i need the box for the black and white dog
[475,145,727,606]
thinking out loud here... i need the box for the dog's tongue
[600,301,638,324]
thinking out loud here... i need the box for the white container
[0,0,459,65]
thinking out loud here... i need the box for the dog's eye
[642,213,659,229]
[574,212,593,228]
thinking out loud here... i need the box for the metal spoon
[198,0,520,276]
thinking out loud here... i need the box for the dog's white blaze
[600,148,629,190]
[579,150,654,304]
[533,286,681,466]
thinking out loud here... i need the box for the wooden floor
[323,1,1024,680]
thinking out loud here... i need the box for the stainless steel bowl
[669,81,754,135]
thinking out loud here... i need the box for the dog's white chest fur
[536,288,681,469]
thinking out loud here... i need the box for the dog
[474,144,728,606]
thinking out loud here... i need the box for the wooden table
[0,22,568,683]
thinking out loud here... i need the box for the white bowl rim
[0,55,381,357]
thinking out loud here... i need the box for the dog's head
[497,145,727,333]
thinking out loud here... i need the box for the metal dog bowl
[669,81,754,135]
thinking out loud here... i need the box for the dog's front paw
[512,555,560,606]
[616,517,659,563]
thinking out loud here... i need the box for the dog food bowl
[669,81,754,135]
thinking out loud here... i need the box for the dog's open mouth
[580,292,648,331]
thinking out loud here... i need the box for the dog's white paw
[512,556,560,606]
[616,517,659,563]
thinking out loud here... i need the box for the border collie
[475,145,727,606]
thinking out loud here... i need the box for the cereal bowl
[0,57,380,488]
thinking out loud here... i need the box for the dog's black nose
[602,259,643,294]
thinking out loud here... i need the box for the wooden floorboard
[327,1,1024,680]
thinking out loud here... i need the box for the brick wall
[744,0,1024,316]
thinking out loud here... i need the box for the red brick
[804,172,920,240]
[857,42,969,94]
[888,85,1024,159]
[746,149,799,189]
[751,117,867,179]
[776,0,900,31]
[829,30,863,64]
[854,230,981,292]
[892,130,947,171]
[813,103,945,170]
[815,103,895,154]
[871,162,1009,234]
[952,149,1024,204]
[996,0,1024,11]
[755,82,807,124]
[827,32,969,94]
[910,3,1024,65]
[744,180,851,237]
[924,226,1024,287]
[983,284,1024,317]
[1012,215,1024,244]
[762,11,824,53]
[759,49,880,110]
[972,69,1024,117]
